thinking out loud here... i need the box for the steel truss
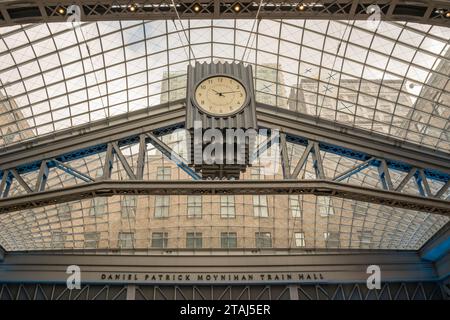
[0,282,447,300]
[0,0,449,28]
[0,101,449,215]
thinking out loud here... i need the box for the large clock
[194,75,247,116]
[185,62,257,180]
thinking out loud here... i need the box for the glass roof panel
[0,19,448,150]
[0,20,450,151]
[0,19,449,252]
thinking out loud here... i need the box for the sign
[99,272,326,284]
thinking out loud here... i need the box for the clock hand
[211,89,224,96]
[220,91,241,94]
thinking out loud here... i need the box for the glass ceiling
[0,18,449,253]
[0,132,448,252]
[0,19,449,150]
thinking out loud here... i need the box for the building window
[324,232,340,248]
[186,232,202,249]
[92,168,104,181]
[89,197,107,216]
[253,195,268,217]
[151,232,168,248]
[187,195,202,218]
[121,196,137,218]
[318,196,334,217]
[414,121,426,134]
[155,196,170,218]
[157,166,171,180]
[358,230,373,245]
[289,195,302,218]
[171,130,187,159]
[57,203,72,221]
[4,127,18,144]
[51,231,67,249]
[220,195,235,218]
[221,232,237,249]
[255,232,272,248]
[294,232,305,247]
[84,232,100,249]
[352,202,368,217]
[118,232,134,249]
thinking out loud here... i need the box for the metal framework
[0,100,449,299]
[0,1,449,28]
[420,222,450,261]
[0,100,449,215]
[2,179,450,215]
[0,281,447,300]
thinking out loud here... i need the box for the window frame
[186,232,203,249]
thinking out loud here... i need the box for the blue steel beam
[9,123,184,177]
[284,133,450,183]
[249,132,279,164]
[6,126,446,186]
[333,158,374,182]
[420,223,450,262]
[0,104,448,192]
[0,171,12,198]
[257,103,449,182]
[52,160,95,183]
[145,132,201,180]
[1,126,449,192]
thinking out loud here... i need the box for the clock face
[194,76,247,116]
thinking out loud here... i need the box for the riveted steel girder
[0,180,449,215]
[0,100,449,215]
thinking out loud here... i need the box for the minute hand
[221,91,241,94]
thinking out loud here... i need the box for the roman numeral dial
[194,76,247,116]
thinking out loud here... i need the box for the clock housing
[186,62,257,130]
[185,62,257,180]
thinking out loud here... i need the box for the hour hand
[211,89,224,96]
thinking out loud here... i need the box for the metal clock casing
[186,62,257,130]
[185,62,257,179]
